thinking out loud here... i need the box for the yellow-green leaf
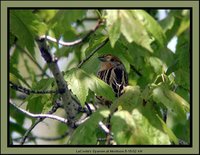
[152,86,189,123]
[64,68,115,105]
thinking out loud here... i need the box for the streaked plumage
[96,54,128,106]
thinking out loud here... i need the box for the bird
[95,54,128,145]
[96,54,128,107]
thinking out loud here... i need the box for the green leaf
[176,10,190,36]
[152,86,189,123]
[10,10,47,55]
[32,78,55,90]
[110,86,141,113]
[9,33,16,48]
[69,109,110,144]
[26,94,44,114]
[26,93,53,116]
[155,47,175,69]
[111,109,172,144]
[9,73,21,86]
[176,18,190,36]
[81,52,100,75]
[174,31,190,89]
[156,115,179,144]
[64,68,115,105]
[166,60,179,75]
[119,10,153,52]
[106,10,121,47]
[26,78,55,115]
[65,69,88,106]
[131,10,166,48]
[81,35,108,74]
[110,85,177,144]
[86,34,108,56]
[106,9,166,54]
[167,112,190,143]
[125,42,152,82]
[159,10,189,42]
[9,65,30,88]
[25,95,40,114]
[148,56,165,74]
[125,43,156,86]
[111,111,138,144]
[159,15,175,33]
[10,104,26,126]
[48,10,86,39]
[54,46,73,59]
[10,122,27,136]
[140,102,178,144]
[159,14,179,42]
[35,10,57,23]
[175,86,190,103]
[10,47,20,66]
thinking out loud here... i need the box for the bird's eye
[110,58,114,62]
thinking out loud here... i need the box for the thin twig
[20,119,41,145]
[98,120,114,145]
[85,103,93,115]
[74,114,90,127]
[11,99,54,145]
[77,17,99,23]
[77,38,109,68]
[98,121,111,135]
[13,102,63,145]
[10,102,68,124]
[130,64,142,77]
[10,100,65,145]
[39,20,103,47]
[10,81,59,95]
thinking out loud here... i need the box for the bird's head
[98,54,122,64]
[98,54,122,71]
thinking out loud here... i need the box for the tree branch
[78,17,99,22]
[98,121,111,135]
[9,81,59,95]
[39,20,103,47]
[74,114,90,127]
[36,39,80,127]
[98,121,115,145]
[10,102,68,124]
[10,100,63,145]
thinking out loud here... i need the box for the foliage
[9,9,190,145]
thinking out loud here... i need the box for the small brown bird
[96,54,128,107]
[96,54,128,145]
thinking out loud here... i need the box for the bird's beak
[98,56,106,62]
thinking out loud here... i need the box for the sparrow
[96,54,128,107]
